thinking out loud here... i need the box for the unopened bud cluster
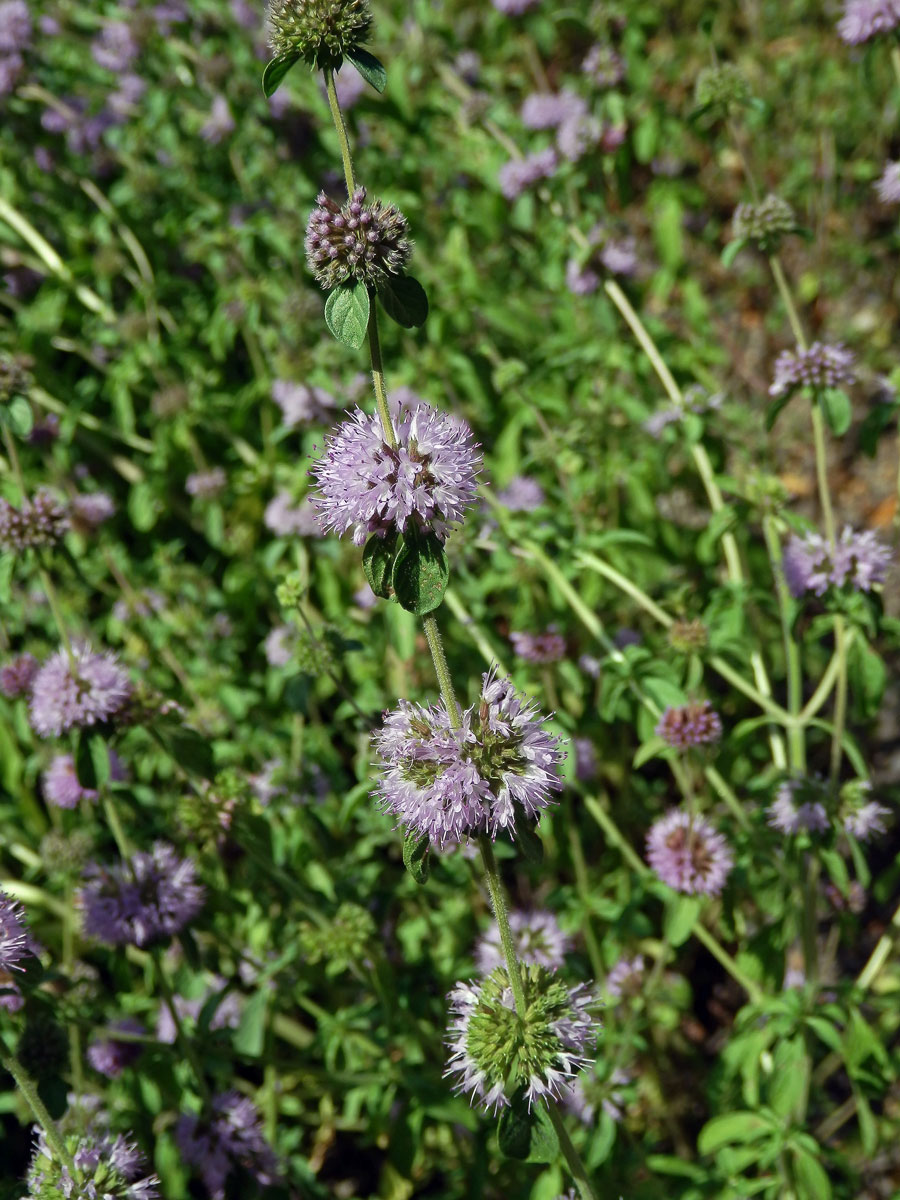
[0,487,68,551]
[267,0,372,69]
[668,618,708,654]
[305,187,412,290]
[732,193,797,252]
[694,63,752,118]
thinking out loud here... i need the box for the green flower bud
[694,63,753,121]
[267,0,373,70]
[668,618,708,654]
[732,194,798,253]
[299,902,376,974]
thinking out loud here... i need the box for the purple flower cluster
[767,779,829,834]
[0,487,68,551]
[28,1129,160,1199]
[782,527,891,597]
[0,651,38,697]
[837,0,900,43]
[474,909,571,974]
[91,21,139,72]
[156,979,242,1043]
[175,1091,279,1198]
[87,1018,145,1078]
[201,94,236,144]
[498,148,558,200]
[272,379,336,426]
[769,342,856,397]
[80,842,204,948]
[374,667,565,846]
[582,43,625,88]
[29,643,132,737]
[520,91,586,131]
[185,467,227,499]
[509,629,566,663]
[312,397,481,545]
[0,0,30,97]
[496,476,544,511]
[264,624,296,667]
[70,491,116,532]
[875,161,900,204]
[605,954,645,1000]
[42,749,126,809]
[646,809,733,895]
[264,490,322,537]
[305,186,412,289]
[656,701,722,749]
[566,225,638,295]
[0,888,29,974]
[492,0,539,13]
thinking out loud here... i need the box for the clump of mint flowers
[646,810,733,895]
[656,700,722,749]
[28,644,132,737]
[0,487,68,551]
[79,842,204,948]
[26,1129,160,1199]
[769,342,856,397]
[445,964,598,1111]
[374,667,565,847]
[311,396,481,545]
[305,187,411,290]
[266,0,372,69]
[782,527,891,597]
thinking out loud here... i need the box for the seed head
[0,487,68,551]
[668,618,708,654]
[732,194,798,252]
[305,186,411,290]
[267,0,372,68]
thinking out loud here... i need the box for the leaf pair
[363,528,449,616]
[262,46,387,99]
[325,277,429,350]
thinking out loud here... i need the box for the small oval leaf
[262,51,301,98]
[391,531,449,616]
[402,830,430,885]
[362,529,398,599]
[820,388,852,437]
[4,396,34,438]
[324,281,370,350]
[518,822,543,866]
[378,275,429,328]
[497,1089,559,1164]
[345,46,387,93]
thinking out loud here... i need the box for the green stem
[768,256,807,350]
[892,45,900,90]
[1,1053,75,1169]
[423,613,461,727]
[762,516,806,772]
[801,854,820,983]
[829,616,849,788]
[565,804,604,980]
[545,1103,598,1200]
[810,402,836,546]
[367,304,397,449]
[690,923,763,1004]
[477,836,526,1014]
[324,69,357,197]
[151,949,211,1103]
[798,631,853,722]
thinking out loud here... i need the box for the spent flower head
[646,809,733,895]
[445,964,599,1111]
[474,910,572,975]
[732,194,798,252]
[80,842,204,948]
[656,700,722,749]
[267,0,372,68]
[769,342,856,397]
[668,618,708,654]
[305,186,411,290]
[312,396,481,545]
[375,667,565,847]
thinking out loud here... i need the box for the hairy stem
[761,515,806,772]
[545,1103,598,1200]
[367,303,397,449]
[324,69,357,197]
[1,1053,76,1169]
[478,836,527,1014]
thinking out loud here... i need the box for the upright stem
[478,836,527,1015]
[545,1104,598,1200]
[810,404,836,546]
[423,613,461,727]
[768,256,808,349]
[762,515,805,772]
[367,305,397,448]
[151,949,211,1103]
[324,69,357,197]
[1,1053,76,1170]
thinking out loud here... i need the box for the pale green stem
[151,949,211,1103]
[367,304,397,449]
[856,897,900,990]
[704,766,751,832]
[37,563,77,671]
[768,256,808,349]
[1,1053,76,1170]
[761,516,805,772]
[810,403,836,546]
[574,551,672,627]
[891,45,900,91]
[545,1104,598,1200]
[423,613,461,727]
[801,855,820,983]
[324,69,357,196]
[799,632,853,722]
[829,617,849,788]
[62,875,84,1104]
[477,836,527,1014]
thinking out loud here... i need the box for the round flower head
[42,749,125,810]
[87,1018,145,1078]
[0,487,68,551]
[693,63,752,119]
[70,491,115,533]
[0,888,29,973]
[520,91,587,131]
[582,43,625,88]
[769,342,856,398]
[271,379,336,426]
[312,396,481,545]
[837,0,900,44]
[767,778,829,835]
[474,910,572,975]
[646,809,733,896]
[175,1091,280,1199]
[875,161,900,204]
[496,476,544,511]
[605,954,645,1001]
[841,780,889,841]
[0,651,38,697]
[29,643,132,738]
[498,148,558,200]
[80,842,204,948]
[27,1129,159,1200]
[185,467,226,499]
[509,630,566,664]
[783,526,891,597]
[0,0,32,54]
[267,0,372,69]
[656,700,722,749]
[732,193,798,253]
[445,964,598,1111]
[376,667,564,847]
[305,186,411,290]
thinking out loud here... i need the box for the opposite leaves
[325,280,370,349]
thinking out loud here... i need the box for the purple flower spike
[520,91,587,131]
[375,667,564,847]
[80,842,204,948]
[312,397,481,545]
[175,1091,279,1199]
[498,148,558,199]
[767,780,829,835]
[29,643,132,737]
[646,809,733,895]
[656,701,722,749]
[769,342,856,397]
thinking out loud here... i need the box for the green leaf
[324,280,370,349]
[90,735,112,787]
[128,481,159,532]
[378,275,429,328]
[362,529,398,599]
[720,238,746,268]
[765,388,795,431]
[75,733,98,791]
[820,388,852,437]
[0,554,12,604]
[402,830,430,885]
[497,1092,559,1164]
[262,51,301,98]
[1,395,34,437]
[160,726,215,779]
[233,988,268,1057]
[792,1146,832,1200]
[645,1155,706,1181]
[518,822,544,867]
[663,894,701,947]
[391,531,449,616]
[697,1111,772,1154]
[345,46,387,92]
[37,1075,68,1121]
[633,735,667,768]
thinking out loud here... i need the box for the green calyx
[399,710,528,791]
[267,0,372,70]
[465,966,578,1093]
[28,1136,131,1200]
